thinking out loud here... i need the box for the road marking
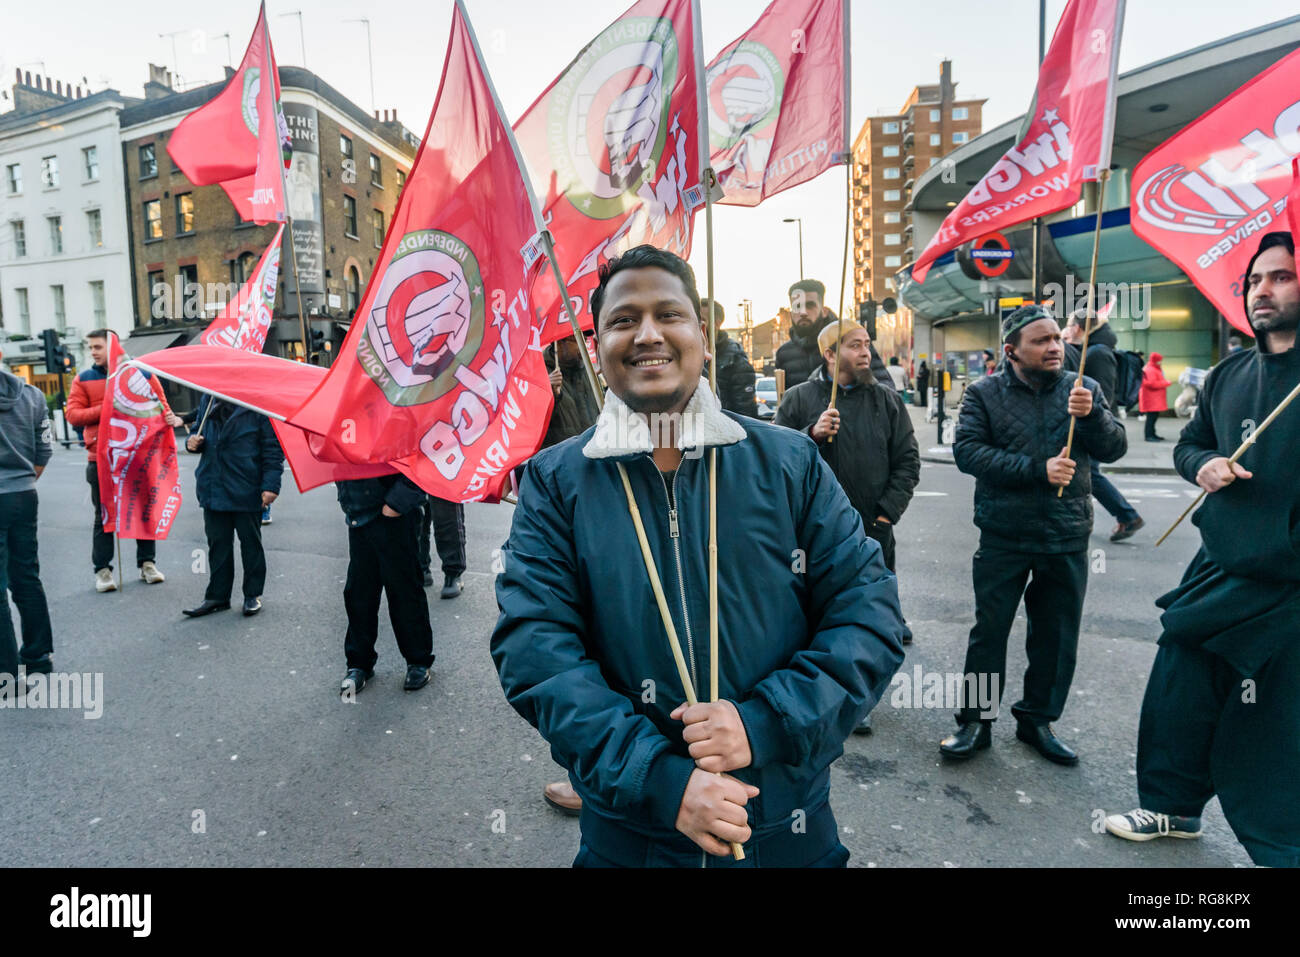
[914,491,948,497]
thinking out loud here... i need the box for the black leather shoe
[1016,722,1079,765]
[403,665,431,691]
[340,668,372,697]
[440,574,463,600]
[939,721,991,759]
[183,599,231,618]
[242,597,262,616]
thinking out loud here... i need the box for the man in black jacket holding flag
[945,305,1126,765]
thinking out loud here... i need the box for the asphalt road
[1,437,1253,867]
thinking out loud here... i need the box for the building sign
[282,102,325,302]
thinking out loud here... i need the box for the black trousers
[1144,411,1161,440]
[87,463,154,571]
[344,511,434,671]
[203,509,266,602]
[0,491,54,675]
[957,545,1088,725]
[418,496,466,576]
[861,516,912,644]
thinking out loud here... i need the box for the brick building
[851,61,983,363]
[118,65,417,375]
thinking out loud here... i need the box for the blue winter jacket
[491,387,907,866]
[188,396,284,513]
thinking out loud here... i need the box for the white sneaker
[1105,808,1203,842]
[140,561,165,584]
[95,568,117,593]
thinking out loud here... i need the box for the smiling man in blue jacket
[491,246,906,867]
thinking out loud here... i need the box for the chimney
[12,70,75,114]
[374,109,380,120]
[939,59,954,104]
[144,63,176,100]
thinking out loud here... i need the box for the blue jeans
[1091,462,1139,524]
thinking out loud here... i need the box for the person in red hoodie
[64,329,183,593]
[1138,352,1172,442]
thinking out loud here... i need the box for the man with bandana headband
[1106,232,1300,867]
[942,305,1126,765]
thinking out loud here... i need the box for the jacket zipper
[652,459,707,869]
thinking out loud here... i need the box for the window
[396,169,407,193]
[884,189,901,202]
[15,288,30,333]
[884,167,900,179]
[340,135,354,159]
[148,270,167,319]
[178,266,199,316]
[87,209,103,248]
[144,200,163,240]
[881,121,899,134]
[175,193,195,234]
[953,131,970,145]
[89,280,106,325]
[884,255,902,268]
[83,146,99,180]
[883,211,901,224]
[139,143,157,178]
[231,252,257,285]
[930,133,941,146]
[929,157,939,167]
[953,107,969,121]
[373,209,385,248]
[6,163,22,193]
[41,155,60,188]
[48,216,63,254]
[882,145,899,157]
[369,153,382,187]
[885,234,901,246]
[929,109,941,122]
[343,195,358,237]
[51,285,66,328]
[12,220,25,257]
[346,266,361,313]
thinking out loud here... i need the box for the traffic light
[40,328,60,371]
[309,328,325,364]
[56,345,74,376]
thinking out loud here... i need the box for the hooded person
[1139,351,1172,441]
[491,245,906,867]
[1105,232,1300,867]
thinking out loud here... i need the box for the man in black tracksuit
[337,472,434,695]
[182,397,283,618]
[1105,232,1300,865]
[775,279,835,389]
[944,305,1126,765]
[700,300,758,417]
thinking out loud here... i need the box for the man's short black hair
[1243,231,1296,321]
[86,329,111,341]
[889,356,899,366]
[698,298,724,323]
[590,245,702,328]
[788,278,826,301]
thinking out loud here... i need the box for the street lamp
[344,18,375,113]
[782,217,804,279]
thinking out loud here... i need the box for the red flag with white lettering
[166,2,290,224]
[707,0,846,206]
[911,0,1124,283]
[515,0,704,344]
[201,225,284,350]
[95,334,182,540]
[1131,48,1300,335]
[288,0,552,503]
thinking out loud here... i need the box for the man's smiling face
[595,266,707,415]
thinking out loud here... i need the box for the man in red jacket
[64,329,183,593]
[1139,352,1172,442]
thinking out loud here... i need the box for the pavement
[909,401,1182,474]
[1,435,1250,868]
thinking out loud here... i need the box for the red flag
[515,0,704,344]
[201,225,284,350]
[1131,48,1300,335]
[285,0,552,503]
[911,0,1125,283]
[1290,157,1300,249]
[95,334,182,541]
[707,0,846,206]
[166,2,290,224]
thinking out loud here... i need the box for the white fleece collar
[583,377,748,460]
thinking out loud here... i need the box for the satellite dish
[881,297,898,315]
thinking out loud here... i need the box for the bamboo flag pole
[827,0,852,446]
[1155,377,1300,547]
[1059,169,1110,498]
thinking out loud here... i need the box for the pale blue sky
[4,0,1291,325]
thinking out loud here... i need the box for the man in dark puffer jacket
[943,305,1126,765]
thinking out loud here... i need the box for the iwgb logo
[707,40,784,191]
